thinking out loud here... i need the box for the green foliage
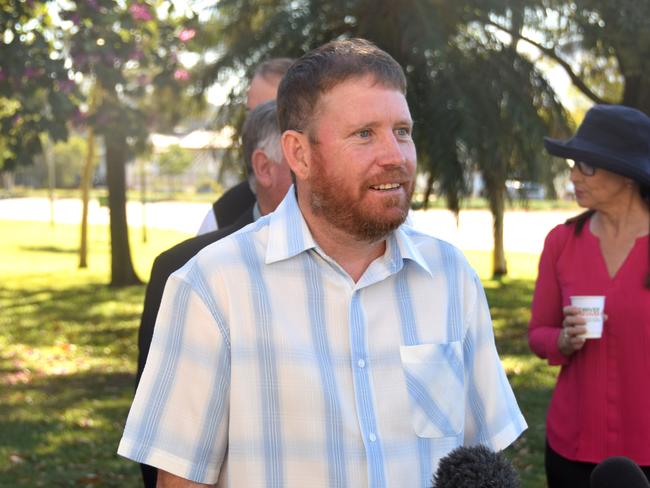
[157,144,194,177]
[485,0,650,112]
[51,134,97,188]
[1,219,555,487]
[60,0,198,150]
[200,0,569,193]
[195,0,571,277]
[0,0,80,171]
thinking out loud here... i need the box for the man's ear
[251,149,272,189]
[281,130,310,180]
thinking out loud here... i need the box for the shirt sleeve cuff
[545,330,570,366]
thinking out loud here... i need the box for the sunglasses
[567,160,596,177]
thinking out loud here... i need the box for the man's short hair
[277,38,407,134]
[242,100,282,193]
[253,58,294,81]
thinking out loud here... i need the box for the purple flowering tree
[0,1,80,175]
[61,0,197,286]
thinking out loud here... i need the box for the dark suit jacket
[135,205,254,488]
[212,181,255,228]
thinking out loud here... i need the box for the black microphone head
[591,456,650,488]
[432,444,520,488]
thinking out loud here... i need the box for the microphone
[431,445,520,487]
[590,456,650,488]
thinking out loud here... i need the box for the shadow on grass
[0,370,140,487]
[482,278,557,487]
[505,384,553,488]
[0,272,552,486]
[484,278,536,355]
[0,283,144,353]
[20,245,79,254]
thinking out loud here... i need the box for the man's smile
[370,182,402,191]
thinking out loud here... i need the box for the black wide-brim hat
[544,104,650,187]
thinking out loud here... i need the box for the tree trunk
[79,128,96,268]
[489,187,508,277]
[79,85,101,268]
[42,135,56,227]
[622,74,650,115]
[1,170,15,191]
[105,132,142,286]
[139,157,147,244]
[423,173,435,210]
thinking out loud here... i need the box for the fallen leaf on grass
[2,369,32,385]
[9,453,25,464]
[76,473,102,485]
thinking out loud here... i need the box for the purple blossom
[0,69,6,82]
[128,49,144,61]
[71,108,86,127]
[57,79,76,93]
[86,0,99,8]
[173,69,189,81]
[129,3,153,22]
[101,51,118,65]
[23,67,39,79]
[178,28,196,42]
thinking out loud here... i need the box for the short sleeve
[118,265,231,484]
[462,271,527,449]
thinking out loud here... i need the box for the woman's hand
[558,306,588,357]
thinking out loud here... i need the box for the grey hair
[253,58,294,82]
[242,100,282,194]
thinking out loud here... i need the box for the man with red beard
[118,38,526,488]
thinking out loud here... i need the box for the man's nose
[377,132,407,167]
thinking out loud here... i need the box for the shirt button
[369,433,377,442]
[357,359,366,368]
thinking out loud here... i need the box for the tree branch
[484,18,608,105]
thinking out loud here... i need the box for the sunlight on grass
[464,249,540,280]
[502,355,559,389]
[0,220,191,486]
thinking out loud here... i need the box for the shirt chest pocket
[399,342,464,438]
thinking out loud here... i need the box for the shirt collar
[252,202,262,222]
[265,186,317,264]
[265,186,433,278]
[391,225,434,277]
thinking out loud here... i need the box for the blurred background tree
[59,0,204,285]
[194,0,649,276]
[51,134,95,188]
[482,0,650,113]
[195,0,568,276]
[0,0,80,180]
[157,144,194,193]
[2,0,205,285]
[3,0,649,279]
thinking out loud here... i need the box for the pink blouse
[528,219,650,464]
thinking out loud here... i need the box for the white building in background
[126,127,240,192]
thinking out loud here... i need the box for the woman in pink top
[529,104,650,488]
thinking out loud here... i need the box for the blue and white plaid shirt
[118,187,526,487]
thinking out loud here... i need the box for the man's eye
[357,129,371,138]
[395,127,411,137]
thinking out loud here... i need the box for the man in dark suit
[135,100,292,488]
[197,58,294,234]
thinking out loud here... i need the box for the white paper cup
[570,295,605,339]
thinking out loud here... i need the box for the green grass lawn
[0,220,557,487]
